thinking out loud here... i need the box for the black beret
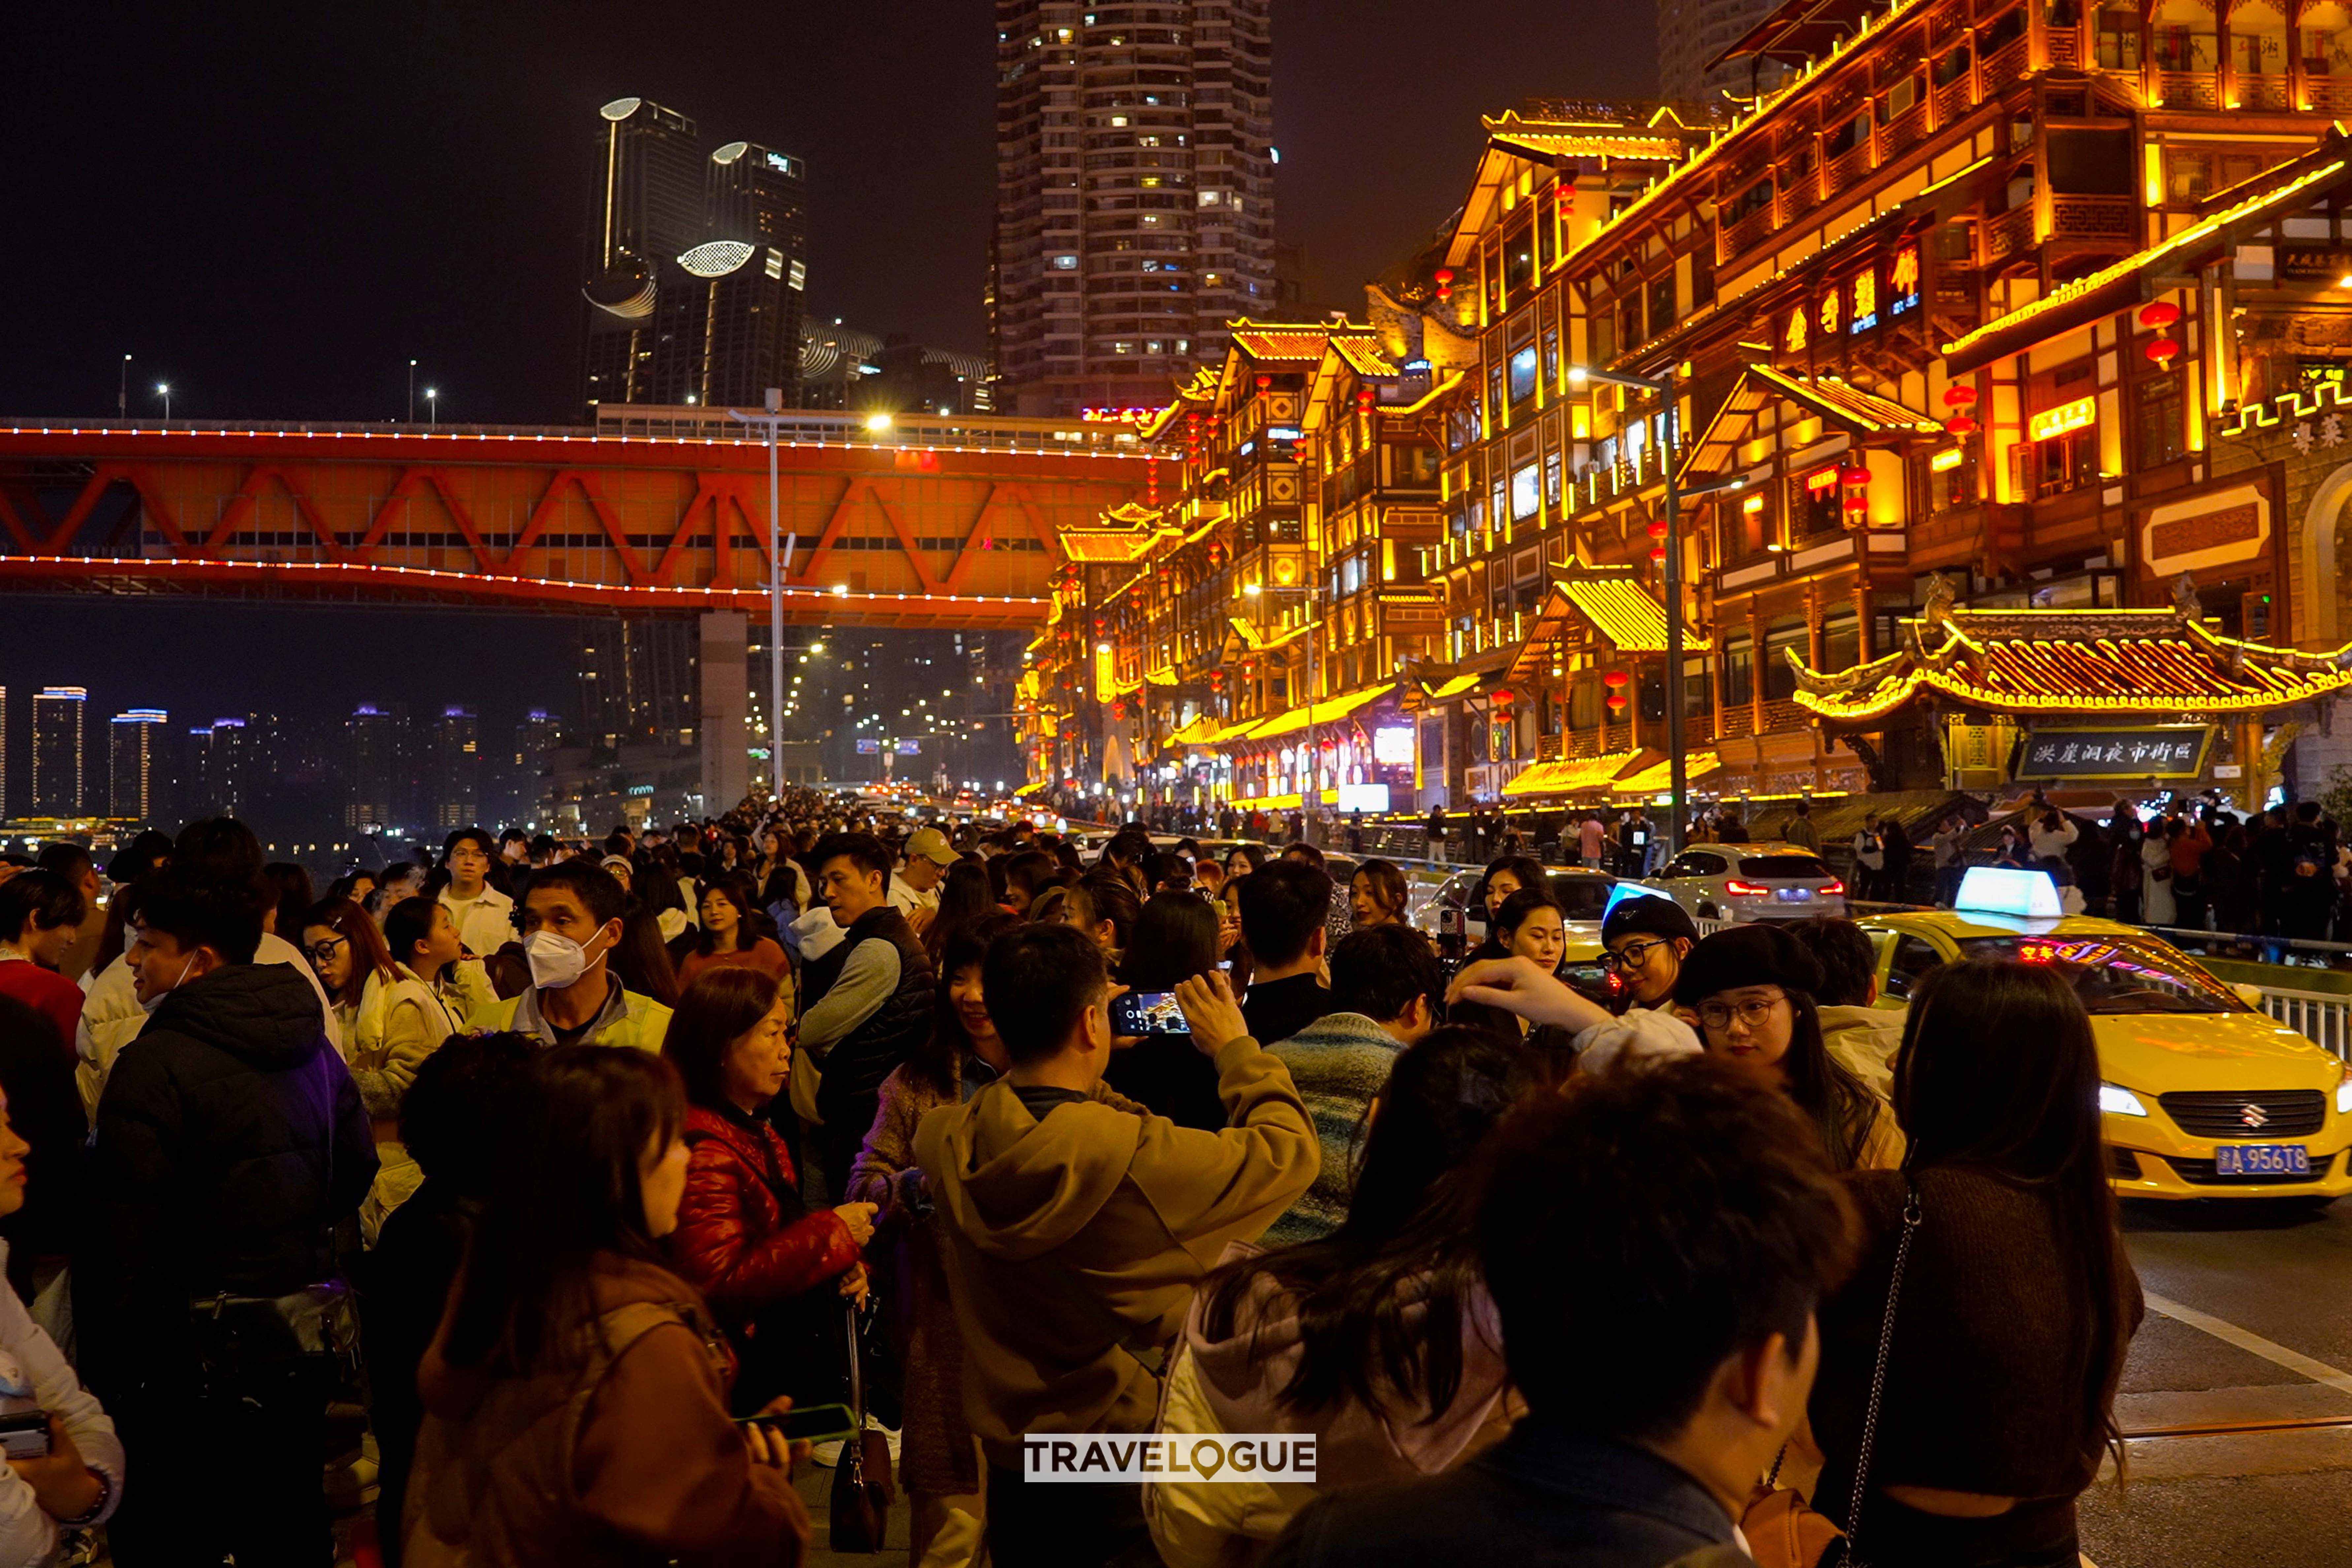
[1672,922,1825,1007]
[1600,891,1700,946]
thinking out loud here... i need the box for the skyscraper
[1658,0,1797,105]
[991,1,1278,416]
[109,709,168,822]
[432,707,481,829]
[577,617,698,745]
[0,686,9,821]
[579,102,812,412]
[29,688,86,818]
[348,704,398,830]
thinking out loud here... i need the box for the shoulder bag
[829,1293,896,1553]
[1741,1181,1922,1568]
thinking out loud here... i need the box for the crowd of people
[0,796,2144,1568]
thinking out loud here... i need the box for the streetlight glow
[864,412,895,434]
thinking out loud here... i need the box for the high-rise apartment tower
[991,1,1277,415]
[109,709,169,822]
[1658,0,1798,105]
[580,101,810,411]
[29,688,85,818]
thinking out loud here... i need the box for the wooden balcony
[1933,72,1973,125]
[1824,138,1874,196]
[1984,205,2037,262]
[1720,203,1774,262]
[2049,193,2136,245]
[2313,78,2352,111]
[2238,74,2291,110]
[1876,103,1928,163]
[1983,34,2031,91]
[2157,70,2220,108]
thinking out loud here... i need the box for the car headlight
[2099,1083,2150,1118]
[2337,1068,2352,1116]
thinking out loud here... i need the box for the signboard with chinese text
[2028,397,2097,442]
[2015,726,2213,780]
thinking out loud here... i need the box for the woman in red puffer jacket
[664,967,875,1411]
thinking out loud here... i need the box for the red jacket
[669,1104,861,1325]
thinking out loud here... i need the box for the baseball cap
[905,827,957,866]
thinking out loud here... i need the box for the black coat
[803,907,935,1141]
[0,994,86,1298]
[77,963,376,1386]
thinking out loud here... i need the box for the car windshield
[1952,935,2245,1015]
[1740,856,1830,879]
[1548,874,1615,921]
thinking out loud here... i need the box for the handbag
[1739,1182,1921,1568]
[186,1280,362,1397]
[829,1295,896,1553]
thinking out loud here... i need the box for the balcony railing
[1983,205,2037,261]
[2047,29,2082,67]
[1876,102,1928,163]
[2049,193,2136,244]
[2238,74,2291,110]
[1932,71,1973,125]
[2157,70,2220,108]
[1824,138,1874,196]
[1982,34,2031,91]
[1719,202,1775,262]
[2313,78,2352,111]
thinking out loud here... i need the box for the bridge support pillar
[699,611,750,816]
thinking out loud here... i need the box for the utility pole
[408,359,418,423]
[118,354,130,419]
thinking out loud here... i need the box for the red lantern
[1357,387,1376,409]
[1650,545,1668,563]
[1492,689,1516,706]
[1647,518,1669,539]
[1603,670,1630,688]
[1256,374,1273,390]
[1941,385,1978,408]
[1607,692,1629,712]
[1433,266,1455,303]
[1209,670,1225,690]
[2146,337,2181,367]
[2139,300,2181,330]
[1944,414,1979,435]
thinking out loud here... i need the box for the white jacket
[2028,818,2080,862]
[75,932,342,1118]
[0,1242,124,1565]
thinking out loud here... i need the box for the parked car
[1862,905,2352,1202]
[1411,865,1616,955]
[1640,841,1847,923]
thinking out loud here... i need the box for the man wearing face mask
[79,868,376,1568]
[472,860,673,1051]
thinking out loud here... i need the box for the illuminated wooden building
[1021,318,1456,811]
[1401,0,2352,806]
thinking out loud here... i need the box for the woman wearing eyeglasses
[299,897,397,1058]
[1596,896,1699,1012]
[1672,924,1904,1172]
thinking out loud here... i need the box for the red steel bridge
[0,406,1151,629]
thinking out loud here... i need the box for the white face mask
[139,953,199,1014]
[525,928,604,991]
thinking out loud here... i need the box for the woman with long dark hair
[1674,923,1903,1171]
[261,862,314,940]
[1057,874,1142,962]
[1149,1027,1537,1565]
[1466,855,1548,960]
[679,873,790,988]
[848,914,1018,1568]
[408,1048,810,1563]
[925,860,998,963]
[1810,959,2141,1567]
[663,967,872,1410]
[299,896,396,1050]
[1107,891,1227,1128]
[1347,859,1411,932]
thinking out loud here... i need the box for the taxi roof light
[1954,866,2064,920]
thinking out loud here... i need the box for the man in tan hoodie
[915,923,1318,1568]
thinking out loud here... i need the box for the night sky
[0,0,1657,804]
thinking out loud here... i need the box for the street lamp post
[729,390,795,802]
[154,382,172,421]
[408,359,418,424]
[425,388,439,427]
[119,354,131,420]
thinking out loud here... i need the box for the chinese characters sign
[2017,726,2213,780]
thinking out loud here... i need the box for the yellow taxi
[1861,895,2352,1202]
